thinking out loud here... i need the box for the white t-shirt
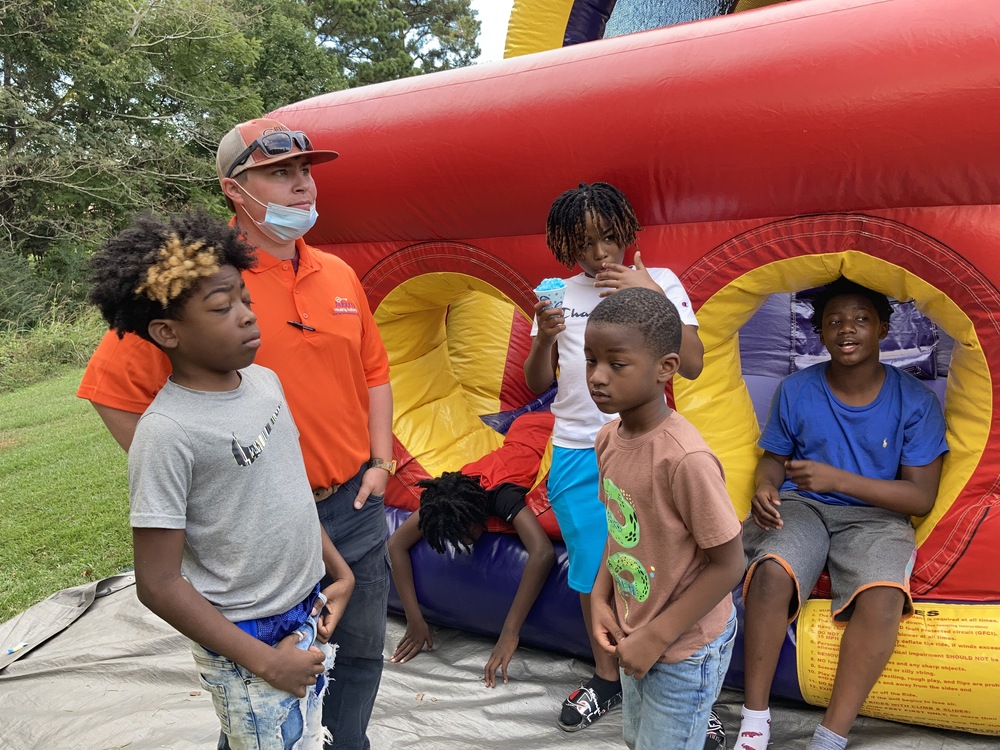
[530,267,698,449]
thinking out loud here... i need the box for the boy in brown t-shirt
[585,288,744,750]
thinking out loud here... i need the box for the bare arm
[750,450,789,530]
[388,511,435,663]
[484,509,555,687]
[133,527,326,698]
[315,527,354,643]
[615,534,744,680]
[92,403,141,452]
[677,324,704,380]
[590,559,623,656]
[785,456,943,517]
[523,301,561,394]
[354,382,394,510]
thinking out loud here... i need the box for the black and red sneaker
[557,685,622,732]
[704,710,726,750]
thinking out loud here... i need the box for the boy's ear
[657,352,681,383]
[147,318,180,350]
[878,320,889,340]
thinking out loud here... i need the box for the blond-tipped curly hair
[89,210,256,343]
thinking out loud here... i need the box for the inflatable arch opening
[363,242,559,531]
[677,214,995,600]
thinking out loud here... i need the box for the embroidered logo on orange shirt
[333,296,359,316]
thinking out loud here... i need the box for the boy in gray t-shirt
[88,211,354,749]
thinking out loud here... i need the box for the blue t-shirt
[759,363,948,506]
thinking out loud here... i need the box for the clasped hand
[751,460,840,529]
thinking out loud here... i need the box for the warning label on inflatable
[797,601,1000,735]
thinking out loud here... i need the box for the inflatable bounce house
[272,0,1000,736]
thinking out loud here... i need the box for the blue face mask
[237,184,318,242]
[259,202,318,242]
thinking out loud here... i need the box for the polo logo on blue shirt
[333,296,359,316]
[882,438,888,448]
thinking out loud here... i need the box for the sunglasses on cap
[225,130,314,178]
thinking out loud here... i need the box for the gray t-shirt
[128,364,324,621]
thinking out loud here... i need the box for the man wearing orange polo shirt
[78,118,394,750]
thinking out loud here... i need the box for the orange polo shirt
[78,239,390,489]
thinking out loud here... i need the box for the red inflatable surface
[271,0,1000,733]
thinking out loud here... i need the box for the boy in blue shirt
[738,277,948,750]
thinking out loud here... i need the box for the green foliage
[0,0,482,623]
[314,0,481,87]
[0,370,131,623]
[1,0,480,335]
[0,308,105,392]
[2,0,266,303]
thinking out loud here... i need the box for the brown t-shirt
[595,410,741,663]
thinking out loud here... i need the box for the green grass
[0,308,106,394]
[0,369,132,623]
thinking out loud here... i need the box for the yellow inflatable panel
[798,599,1000,734]
[376,273,516,475]
[505,0,576,58]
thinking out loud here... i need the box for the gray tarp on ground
[0,576,995,749]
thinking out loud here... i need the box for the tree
[0,0,479,326]
[311,0,481,87]
[2,0,267,316]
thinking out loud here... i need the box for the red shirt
[461,411,554,490]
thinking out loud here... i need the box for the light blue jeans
[621,607,737,750]
[193,641,336,750]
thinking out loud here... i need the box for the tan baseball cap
[216,118,339,181]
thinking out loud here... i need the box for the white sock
[737,706,771,750]
[809,724,848,750]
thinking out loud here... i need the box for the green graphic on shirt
[607,552,650,603]
[604,477,639,548]
[603,477,649,621]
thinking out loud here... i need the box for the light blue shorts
[621,607,737,750]
[548,445,607,594]
[192,641,336,750]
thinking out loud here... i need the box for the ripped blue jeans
[193,639,337,750]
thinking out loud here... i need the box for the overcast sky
[470,0,516,62]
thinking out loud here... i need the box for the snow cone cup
[534,278,566,310]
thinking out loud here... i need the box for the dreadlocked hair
[88,210,256,343]
[809,276,893,333]
[545,181,641,268]
[416,471,490,555]
[589,287,681,358]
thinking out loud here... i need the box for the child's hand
[591,600,622,656]
[785,459,840,494]
[390,619,433,664]
[750,483,783,530]
[483,631,518,688]
[594,250,662,297]
[260,635,327,698]
[532,298,564,341]
[316,578,353,643]
[616,627,666,681]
